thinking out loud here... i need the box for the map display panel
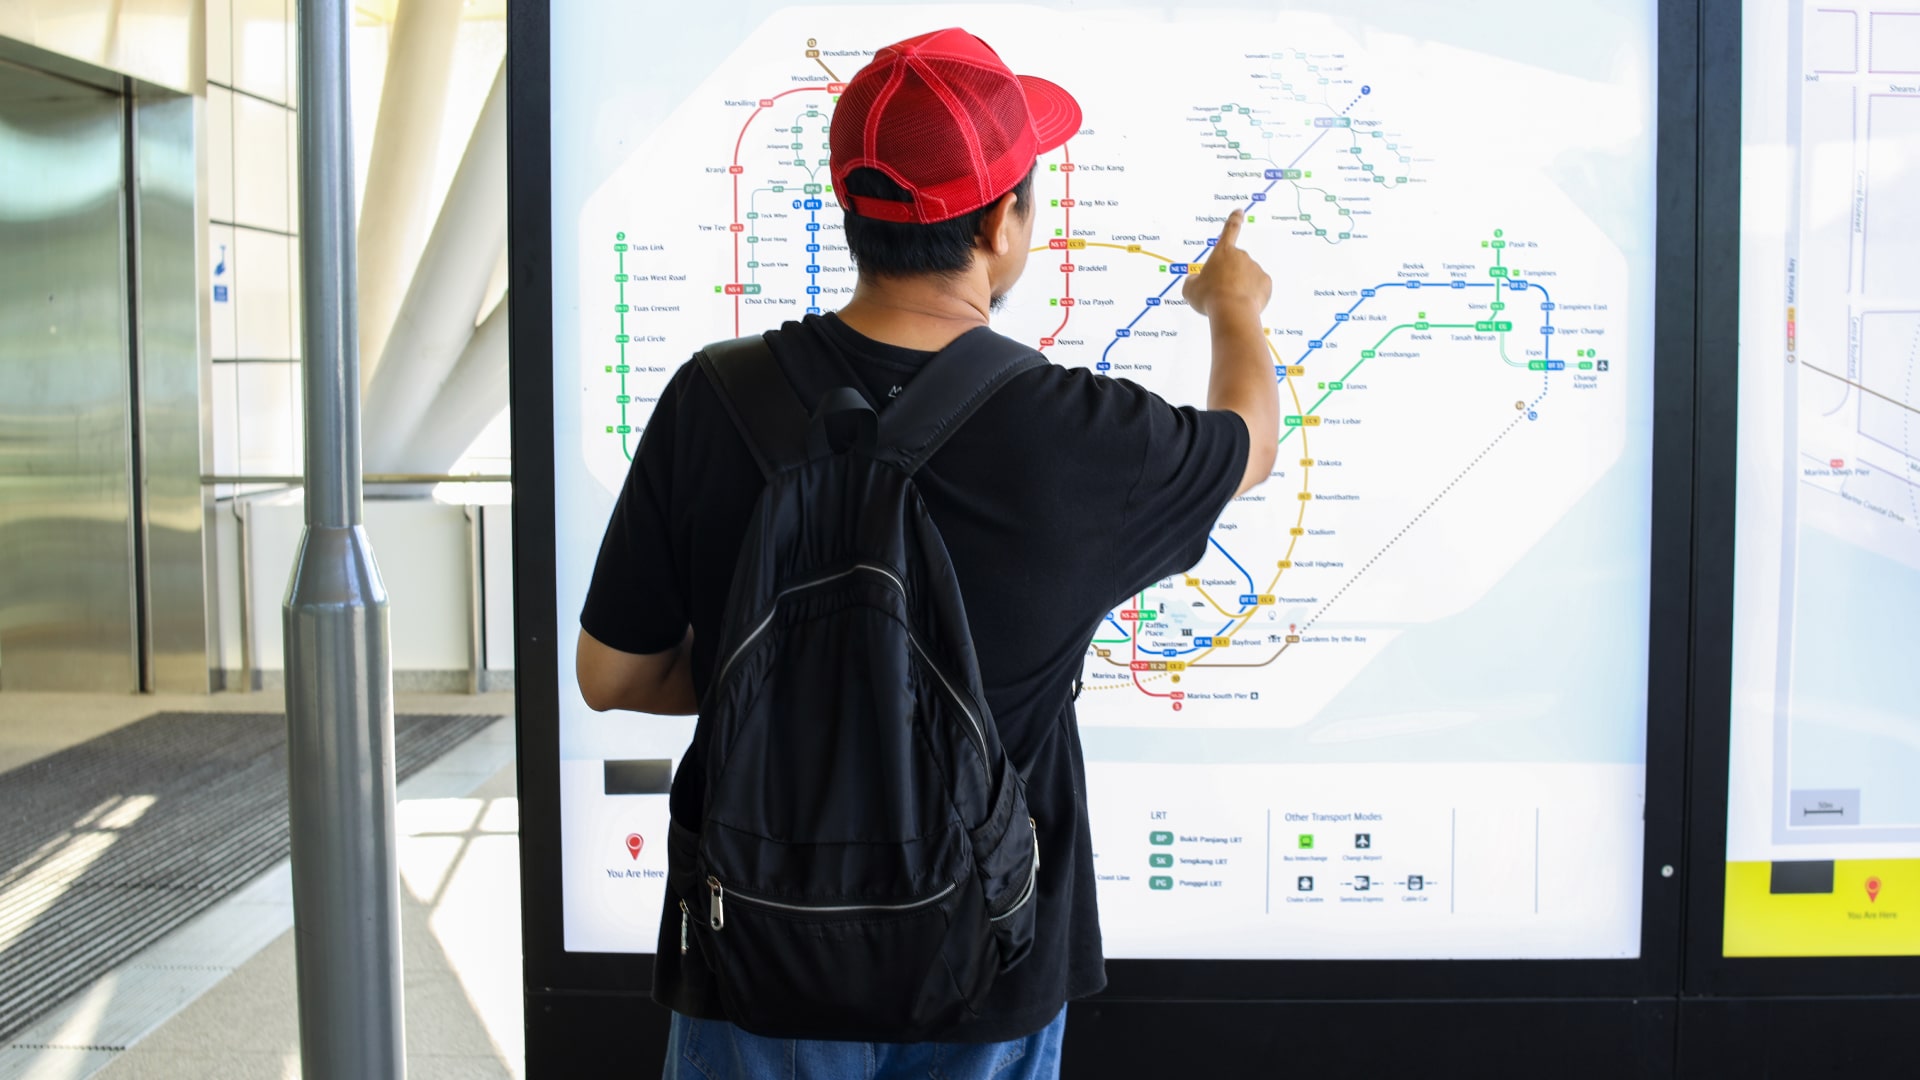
[549,1,1657,960]
[1727,0,1920,957]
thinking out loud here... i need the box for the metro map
[595,25,1621,720]
[560,1,1654,961]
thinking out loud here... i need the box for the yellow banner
[1725,859,1920,957]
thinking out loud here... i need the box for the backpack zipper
[903,628,988,763]
[703,825,1034,933]
[711,563,874,691]
[990,817,1041,923]
[706,874,957,931]
[710,561,990,761]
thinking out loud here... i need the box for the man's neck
[834,271,992,352]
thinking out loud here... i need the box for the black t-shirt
[582,313,1248,1043]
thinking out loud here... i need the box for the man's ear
[978,189,1022,257]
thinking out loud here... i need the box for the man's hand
[1182,210,1272,318]
[577,627,699,715]
[1184,211,1279,495]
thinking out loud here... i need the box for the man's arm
[576,627,698,715]
[1183,209,1279,495]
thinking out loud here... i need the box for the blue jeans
[662,1007,1067,1080]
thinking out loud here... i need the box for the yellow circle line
[1027,241,1177,264]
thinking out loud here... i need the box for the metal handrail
[202,473,512,485]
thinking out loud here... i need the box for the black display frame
[1680,0,1920,1001]
[1094,0,1701,1003]
[509,0,1726,1067]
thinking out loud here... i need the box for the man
[578,27,1276,1080]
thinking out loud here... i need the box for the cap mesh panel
[832,48,1037,220]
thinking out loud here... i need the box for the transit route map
[551,2,1659,960]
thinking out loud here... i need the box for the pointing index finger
[1215,209,1244,251]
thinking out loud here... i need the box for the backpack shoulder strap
[876,327,1047,475]
[695,334,811,480]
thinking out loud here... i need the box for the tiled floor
[0,694,524,1080]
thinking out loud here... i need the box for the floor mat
[0,711,501,1043]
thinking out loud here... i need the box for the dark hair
[840,165,1035,279]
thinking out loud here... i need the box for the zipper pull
[679,900,690,954]
[707,876,725,931]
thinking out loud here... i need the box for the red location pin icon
[1866,876,1882,903]
[626,833,644,861]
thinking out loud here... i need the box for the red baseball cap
[830,28,1081,224]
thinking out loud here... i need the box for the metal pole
[285,0,403,1076]
[235,499,254,691]
[464,505,483,695]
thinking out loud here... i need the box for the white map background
[548,0,1657,956]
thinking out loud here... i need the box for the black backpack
[666,327,1045,1041]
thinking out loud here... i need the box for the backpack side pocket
[970,792,1039,973]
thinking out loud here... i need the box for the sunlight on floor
[0,796,153,953]
[397,792,525,1076]
[0,699,522,1080]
